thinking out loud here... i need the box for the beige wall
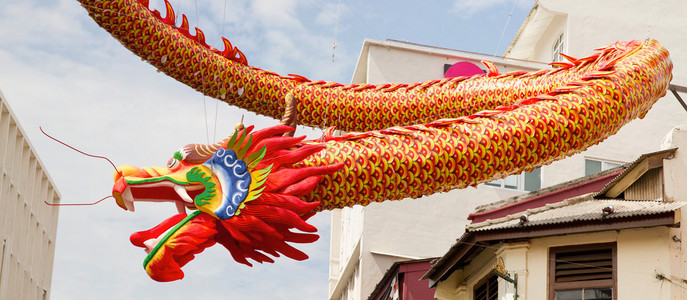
[436,227,682,299]
[0,92,60,299]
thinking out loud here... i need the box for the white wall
[663,124,687,203]
[331,1,687,296]
[0,92,60,300]
[509,0,687,187]
[330,42,544,299]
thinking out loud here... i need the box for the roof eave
[424,210,679,286]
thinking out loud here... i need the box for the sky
[0,0,532,298]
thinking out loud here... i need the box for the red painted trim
[468,171,621,223]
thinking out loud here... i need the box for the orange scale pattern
[80,0,672,211]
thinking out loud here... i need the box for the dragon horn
[182,126,256,164]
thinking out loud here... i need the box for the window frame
[584,158,624,176]
[548,242,617,300]
[485,168,542,192]
[473,272,498,300]
[552,33,565,63]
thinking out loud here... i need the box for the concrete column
[496,242,530,300]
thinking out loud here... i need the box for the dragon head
[111,125,342,281]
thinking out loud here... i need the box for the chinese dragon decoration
[78,0,673,281]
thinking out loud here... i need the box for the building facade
[0,91,60,299]
[369,259,437,300]
[425,125,687,299]
[328,40,551,300]
[505,0,687,187]
[329,1,687,299]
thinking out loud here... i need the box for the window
[549,243,616,300]
[486,168,541,192]
[584,159,622,176]
[474,273,498,300]
[552,33,565,63]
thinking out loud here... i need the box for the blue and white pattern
[203,148,252,219]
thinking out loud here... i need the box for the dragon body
[78,0,673,281]
[79,0,610,132]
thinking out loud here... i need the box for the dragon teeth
[175,201,186,214]
[120,187,136,212]
[174,185,194,204]
[123,199,135,212]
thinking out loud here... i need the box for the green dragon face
[112,129,269,220]
[110,128,272,281]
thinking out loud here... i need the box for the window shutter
[474,274,498,300]
[554,248,613,283]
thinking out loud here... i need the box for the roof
[504,3,563,59]
[368,259,436,300]
[469,195,686,232]
[351,38,550,85]
[595,148,676,198]
[468,147,677,223]
[468,167,623,223]
[423,147,683,286]
[423,198,685,286]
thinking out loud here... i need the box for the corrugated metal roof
[594,148,676,198]
[468,195,686,232]
[469,168,622,223]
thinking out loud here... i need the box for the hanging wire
[188,0,212,145]
[212,0,230,144]
[331,0,342,62]
[494,0,518,57]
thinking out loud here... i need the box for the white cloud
[1,0,534,298]
[1,0,337,298]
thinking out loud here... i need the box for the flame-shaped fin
[242,205,317,232]
[264,163,343,193]
[482,61,500,77]
[256,193,321,215]
[161,0,175,25]
[281,176,324,197]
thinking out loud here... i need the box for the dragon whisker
[44,196,113,206]
[40,126,122,177]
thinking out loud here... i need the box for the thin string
[44,196,112,207]
[331,0,342,62]
[213,0,229,143]
[191,0,211,145]
[494,0,518,57]
[40,127,122,176]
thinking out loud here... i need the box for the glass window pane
[552,33,565,63]
[555,289,582,300]
[524,168,541,191]
[585,160,602,176]
[584,288,612,300]
[485,179,502,187]
[603,162,621,170]
[503,174,519,189]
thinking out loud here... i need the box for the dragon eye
[167,158,179,169]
